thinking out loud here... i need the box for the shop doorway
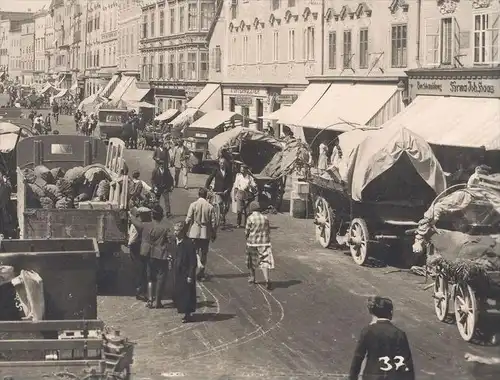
[256,98,263,131]
[241,106,249,128]
[229,97,235,112]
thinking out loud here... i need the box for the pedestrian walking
[44,113,52,134]
[245,202,274,290]
[129,170,144,209]
[349,296,415,380]
[171,139,190,189]
[172,221,197,323]
[151,161,174,217]
[185,188,217,281]
[129,205,173,309]
[74,109,81,132]
[205,157,233,226]
[232,164,257,228]
[52,101,59,123]
[153,140,170,168]
[0,172,13,237]
[128,207,151,301]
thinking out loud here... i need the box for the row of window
[9,58,21,70]
[87,15,101,33]
[20,61,33,71]
[35,59,45,72]
[141,51,209,81]
[141,3,215,39]
[102,46,117,67]
[102,11,117,33]
[35,38,45,52]
[21,45,34,55]
[230,0,296,20]
[120,26,138,56]
[157,98,184,113]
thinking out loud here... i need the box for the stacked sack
[23,164,113,209]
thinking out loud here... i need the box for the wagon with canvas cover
[309,125,447,265]
[412,176,500,342]
[208,127,309,213]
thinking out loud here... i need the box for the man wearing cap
[129,205,173,308]
[245,202,274,290]
[185,187,217,281]
[128,206,151,301]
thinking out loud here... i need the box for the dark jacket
[349,320,415,380]
[153,147,169,166]
[151,165,173,192]
[172,238,197,314]
[205,167,232,193]
[130,216,171,260]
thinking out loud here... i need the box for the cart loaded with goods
[14,136,129,287]
[308,126,447,266]
[208,127,310,213]
[0,238,134,379]
[413,174,500,342]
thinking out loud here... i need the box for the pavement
[48,114,500,380]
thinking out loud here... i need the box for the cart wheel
[433,275,450,322]
[454,283,479,342]
[314,196,333,248]
[349,218,370,266]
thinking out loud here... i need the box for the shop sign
[225,87,265,96]
[411,78,500,98]
[276,94,298,104]
[235,96,253,106]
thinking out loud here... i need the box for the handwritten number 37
[378,356,409,372]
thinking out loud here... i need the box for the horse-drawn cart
[413,177,500,342]
[309,126,447,265]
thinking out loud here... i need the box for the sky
[0,0,51,12]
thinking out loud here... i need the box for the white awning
[70,82,78,91]
[155,109,179,121]
[295,83,399,131]
[122,77,150,103]
[100,74,120,98]
[278,83,330,125]
[259,106,291,121]
[379,95,500,150]
[128,101,155,109]
[109,76,134,101]
[188,110,240,130]
[171,108,205,129]
[186,83,222,111]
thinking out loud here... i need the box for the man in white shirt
[232,164,257,228]
[127,207,151,301]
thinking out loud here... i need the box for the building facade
[84,0,102,96]
[34,11,48,85]
[20,21,35,85]
[8,25,22,82]
[139,0,217,112]
[70,0,84,98]
[52,0,72,88]
[98,0,119,97]
[117,0,142,75]
[209,0,324,130]
[45,8,56,77]
[0,20,9,74]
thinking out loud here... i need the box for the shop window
[200,51,209,79]
[474,13,500,64]
[359,28,369,69]
[342,30,352,68]
[188,3,197,31]
[391,24,407,68]
[328,31,336,69]
[241,106,249,128]
[288,30,295,61]
[229,97,235,112]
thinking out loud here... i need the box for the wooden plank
[0,339,103,351]
[0,320,104,332]
[0,360,104,368]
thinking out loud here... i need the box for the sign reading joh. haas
[409,77,500,98]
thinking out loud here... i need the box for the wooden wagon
[309,126,447,266]
[414,177,500,342]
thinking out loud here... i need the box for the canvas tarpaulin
[208,126,282,159]
[346,125,447,202]
[259,139,310,178]
[0,122,22,153]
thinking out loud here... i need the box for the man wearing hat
[129,205,173,308]
[128,206,151,301]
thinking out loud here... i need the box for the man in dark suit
[151,160,174,217]
[129,205,173,309]
[205,157,232,226]
[153,140,170,168]
[349,296,415,380]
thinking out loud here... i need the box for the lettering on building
[450,80,495,95]
[416,81,443,92]
[226,88,262,96]
[412,77,499,98]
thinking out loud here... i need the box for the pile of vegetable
[23,164,113,209]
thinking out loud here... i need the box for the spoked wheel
[453,283,479,342]
[349,218,370,265]
[314,196,333,248]
[433,275,450,322]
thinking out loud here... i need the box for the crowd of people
[73,108,98,136]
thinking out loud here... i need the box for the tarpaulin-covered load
[259,139,311,178]
[0,122,24,153]
[208,126,282,173]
